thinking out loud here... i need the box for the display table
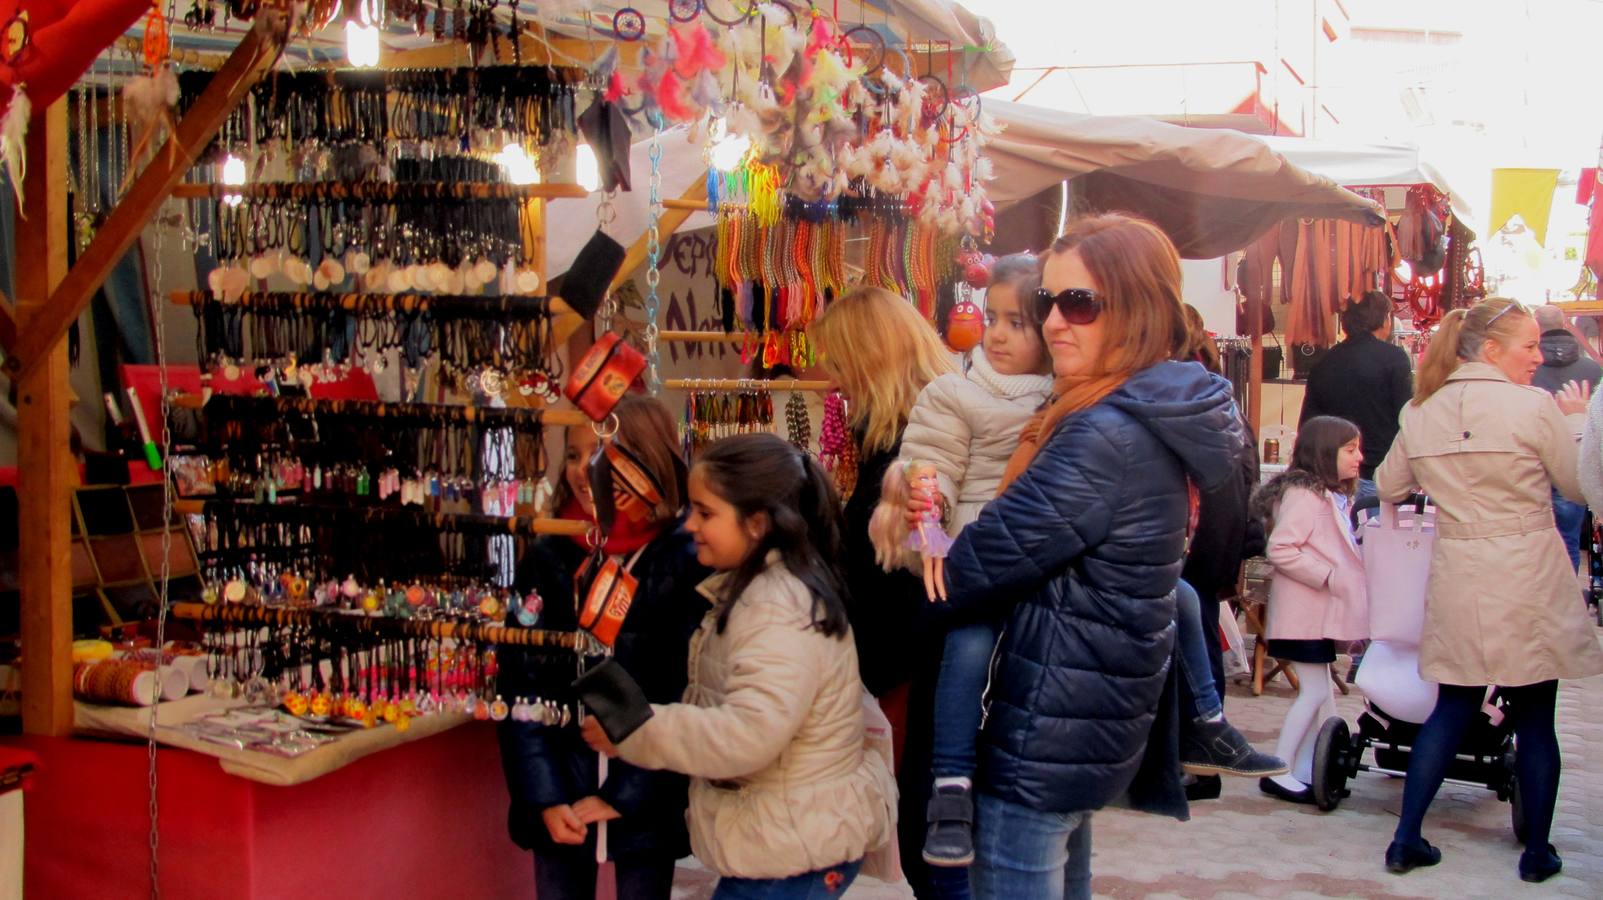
[73,694,473,786]
[5,722,535,899]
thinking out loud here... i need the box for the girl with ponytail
[579,433,896,897]
[1375,298,1601,882]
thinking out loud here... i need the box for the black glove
[573,658,654,744]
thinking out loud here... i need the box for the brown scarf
[997,372,1129,493]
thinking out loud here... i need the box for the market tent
[546,97,1387,272]
[981,99,1386,258]
[1258,135,1474,224]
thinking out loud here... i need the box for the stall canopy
[982,100,1385,258]
[548,96,1386,272]
[1257,135,1474,225]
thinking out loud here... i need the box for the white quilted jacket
[899,348,1052,533]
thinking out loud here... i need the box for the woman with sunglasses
[936,213,1248,899]
[1374,298,1601,883]
[496,395,712,900]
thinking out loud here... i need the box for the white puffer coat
[899,347,1052,533]
[615,553,897,878]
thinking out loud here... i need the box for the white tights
[1271,661,1335,789]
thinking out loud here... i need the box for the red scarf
[559,496,663,556]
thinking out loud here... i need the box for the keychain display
[187,291,561,397]
[178,65,583,162]
[680,386,775,457]
[191,395,549,511]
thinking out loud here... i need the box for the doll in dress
[869,460,953,602]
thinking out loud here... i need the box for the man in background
[1299,291,1413,505]
[1532,304,1602,583]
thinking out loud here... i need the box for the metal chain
[644,125,663,394]
[596,188,619,334]
[147,201,175,900]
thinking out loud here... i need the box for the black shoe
[1183,718,1290,776]
[1258,776,1315,805]
[1385,839,1442,874]
[1519,844,1562,883]
[922,783,975,867]
[1185,774,1222,801]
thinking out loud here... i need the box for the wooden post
[3,12,286,382]
[16,98,74,736]
[1248,282,1265,440]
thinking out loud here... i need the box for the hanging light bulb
[575,143,601,193]
[220,154,246,208]
[707,117,751,173]
[497,143,541,186]
[347,23,381,68]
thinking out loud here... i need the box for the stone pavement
[667,635,1603,899]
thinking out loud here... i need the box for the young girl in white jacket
[870,255,1053,876]
[580,434,896,898]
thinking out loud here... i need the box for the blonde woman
[811,284,956,894]
[1375,298,1601,882]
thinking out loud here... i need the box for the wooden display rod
[171,393,588,427]
[169,602,583,649]
[170,182,590,201]
[173,498,587,537]
[657,330,748,343]
[662,198,711,212]
[662,378,831,392]
[168,291,551,315]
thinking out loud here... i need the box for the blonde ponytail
[1413,308,1468,404]
[1412,298,1532,404]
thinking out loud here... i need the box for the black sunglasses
[1032,287,1103,326]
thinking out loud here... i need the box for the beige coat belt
[1436,510,1554,540]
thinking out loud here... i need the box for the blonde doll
[870,460,954,602]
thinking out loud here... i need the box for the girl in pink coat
[1252,416,1370,804]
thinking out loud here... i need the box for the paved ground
[664,631,1603,899]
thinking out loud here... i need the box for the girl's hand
[904,485,935,529]
[572,796,622,825]
[1558,380,1592,416]
[541,804,587,845]
[580,716,620,757]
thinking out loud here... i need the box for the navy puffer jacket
[945,361,1245,815]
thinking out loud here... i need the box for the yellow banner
[1490,168,1561,246]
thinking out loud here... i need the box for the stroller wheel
[1511,772,1528,845]
[1312,717,1351,812]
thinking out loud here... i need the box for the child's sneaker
[922,782,975,866]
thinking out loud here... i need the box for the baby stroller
[1307,497,1523,839]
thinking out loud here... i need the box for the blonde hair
[812,286,957,455]
[1413,298,1531,404]
[1048,213,1189,377]
[867,460,931,571]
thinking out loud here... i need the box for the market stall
[0,2,1013,896]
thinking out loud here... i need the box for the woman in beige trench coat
[1374,299,1602,883]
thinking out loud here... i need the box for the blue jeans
[930,621,1000,779]
[1553,488,1584,571]
[1174,579,1223,722]
[1356,477,1378,508]
[712,859,861,899]
[972,793,1092,900]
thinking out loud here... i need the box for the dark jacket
[944,362,1245,818]
[496,523,711,859]
[1182,402,1261,601]
[1533,329,1603,395]
[1299,332,1412,479]
[842,436,946,696]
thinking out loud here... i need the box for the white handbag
[1360,501,1436,645]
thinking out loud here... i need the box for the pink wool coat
[1265,485,1370,642]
